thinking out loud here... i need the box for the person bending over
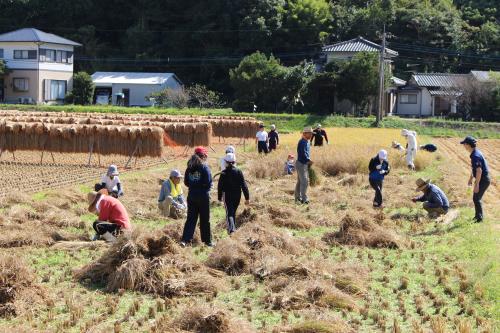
[158,169,187,219]
[88,190,131,242]
[412,178,449,218]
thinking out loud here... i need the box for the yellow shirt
[169,179,183,198]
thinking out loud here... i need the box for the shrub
[70,72,95,105]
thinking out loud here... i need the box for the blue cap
[460,136,477,145]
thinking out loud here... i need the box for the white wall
[396,91,421,116]
[111,83,163,106]
[0,41,38,70]
[420,88,433,116]
[0,41,74,72]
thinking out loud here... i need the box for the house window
[14,50,37,59]
[400,94,417,104]
[0,49,3,58]
[13,78,29,92]
[39,49,73,63]
[45,80,67,100]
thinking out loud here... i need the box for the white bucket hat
[378,149,388,160]
[270,124,276,130]
[224,153,236,163]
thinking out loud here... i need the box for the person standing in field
[88,190,131,242]
[401,129,417,170]
[255,124,269,154]
[311,124,329,147]
[220,145,235,171]
[368,149,390,208]
[295,127,314,204]
[158,169,187,219]
[218,153,250,235]
[268,124,279,152]
[95,165,123,198]
[460,136,490,222]
[412,178,449,218]
[181,147,213,247]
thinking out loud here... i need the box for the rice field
[0,126,498,333]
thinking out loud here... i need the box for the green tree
[335,52,380,115]
[67,72,95,105]
[230,52,288,112]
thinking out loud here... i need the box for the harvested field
[0,125,498,333]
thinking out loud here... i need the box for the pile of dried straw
[322,214,405,248]
[74,230,222,297]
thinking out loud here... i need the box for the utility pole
[376,27,386,127]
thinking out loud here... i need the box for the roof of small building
[0,28,81,46]
[428,89,463,97]
[411,73,469,88]
[391,77,406,86]
[91,72,181,86]
[322,37,398,57]
[470,70,499,82]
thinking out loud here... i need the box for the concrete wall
[108,78,182,106]
[396,91,421,116]
[2,69,38,103]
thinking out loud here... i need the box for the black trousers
[473,177,490,220]
[257,141,269,154]
[268,141,277,152]
[369,179,383,206]
[223,196,240,234]
[93,221,120,235]
[182,195,211,244]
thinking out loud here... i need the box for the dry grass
[0,254,45,318]
[74,229,223,297]
[322,214,405,249]
[286,319,354,333]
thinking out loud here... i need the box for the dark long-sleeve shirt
[268,130,279,145]
[470,149,489,178]
[368,156,390,181]
[297,138,311,164]
[184,164,212,198]
[311,129,328,146]
[416,184,449,209]
[217,166,249,203]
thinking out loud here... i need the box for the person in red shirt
[88,190,131,242]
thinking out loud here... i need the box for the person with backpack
[217,153,250,234]
[268,124,279,152]
[181,147,213,247]
[368,150,391,207]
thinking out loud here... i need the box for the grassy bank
[1,104,499,138]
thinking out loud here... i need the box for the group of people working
[369,134,490,221]
[85,124,490,244]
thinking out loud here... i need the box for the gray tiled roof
[0,28,81,46]
[412,73,468,87]
[322,37,398,57]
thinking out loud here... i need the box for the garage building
[91,71,182,107]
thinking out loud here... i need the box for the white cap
[378,149,388,160]
[170,169,183,178]
[225,145,235,154]
[316,124,322,128]
[270,124,276,130]
[224,153,236,163]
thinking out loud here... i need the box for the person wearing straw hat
[368,149,391,208]
[412,178,449,218]
[88,190,131,242]
[218,153,250,235]
[95,165,123,198]
[181,146,214,247]
[158,169,187,219]
[460,136,490,222]
[401,129,418,170]
[295,127,314,204]
[311,124,329,147]
[255,124,269,154]
[220,145,236,171]
[268,124,280,152]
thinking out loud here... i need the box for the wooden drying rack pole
[124,139,141,169]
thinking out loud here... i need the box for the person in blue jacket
[218,153,250,235]
[412,178,449,218]
[295,127,314,204]
[460,136,490,222]
[368,150,390,207]
[181,146,213,247]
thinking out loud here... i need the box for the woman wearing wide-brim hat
[411,178,449,218]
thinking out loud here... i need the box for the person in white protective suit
[401,129,417,170]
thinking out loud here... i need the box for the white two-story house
[0,28,81,104]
